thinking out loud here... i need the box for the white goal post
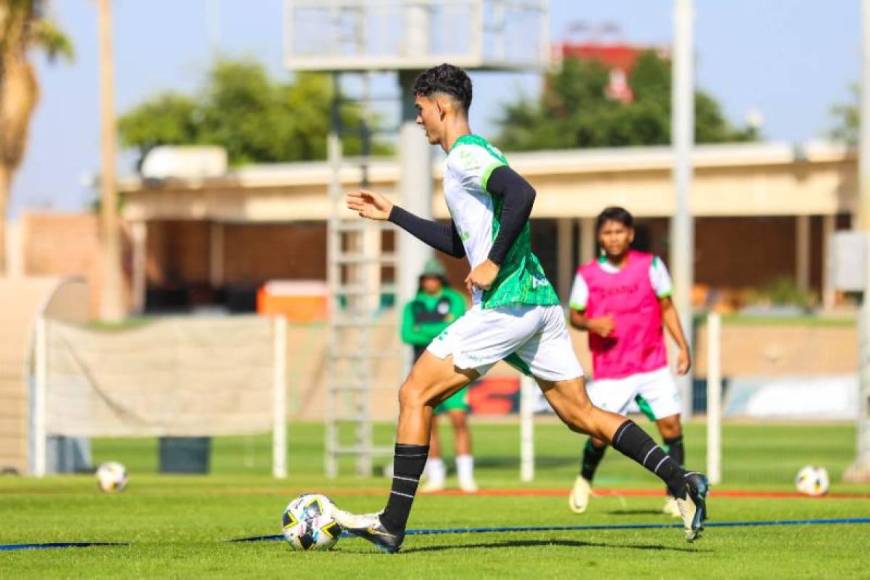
[706,312,723,485]
[31,315,289,479]
[519,374,536,482]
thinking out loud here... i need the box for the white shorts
[586,366,681,420]
[427,304,583,382]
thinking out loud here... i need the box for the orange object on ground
[257,280,328,322]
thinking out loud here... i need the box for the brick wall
[631,215,852,297]
[145,220,210,285]
[22,213,101,315]
[223,222,326,284]
[19,213,846,315]
[24,213,99,277]
[20,212,140,317]
[141,221,328,287]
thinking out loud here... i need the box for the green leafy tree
[829,84,858,146]
[0,0,73,273]
[120,59,384,167]
[116,94,198,155]
[495,51,756,152]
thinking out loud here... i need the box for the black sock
[580,439,607,482]
[380,443,428,533]
[663,435,685,467]
[611,420,686,496]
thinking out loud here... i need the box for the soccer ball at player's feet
[674,472,709,542]
[281,494,343,551]
[795,465,830,497]
[95,462,128,493]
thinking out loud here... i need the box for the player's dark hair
[412,63,473,113]
[595,206,634,233]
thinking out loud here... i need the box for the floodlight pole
[397,3,434,333]
[97,0,125,322]
[845,0,870,483]
[671,0,695,419]
[207,0,221,60]
[397,72,433,304]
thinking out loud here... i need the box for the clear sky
[11,0,860,215]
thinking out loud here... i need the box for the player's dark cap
[418,257,449,287]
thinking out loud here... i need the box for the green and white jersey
[443,134,559,309]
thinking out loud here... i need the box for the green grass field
[2,421,869,579]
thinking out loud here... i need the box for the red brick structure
[551,41,669,103]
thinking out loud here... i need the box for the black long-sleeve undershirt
[387,205,466,258]
[386,165,535,264]
[486,165,536,265]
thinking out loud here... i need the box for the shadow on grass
[476,456,578,469]
[402,538,708,554]
[604,510,670,517]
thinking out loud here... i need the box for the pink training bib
[579,250,667,380]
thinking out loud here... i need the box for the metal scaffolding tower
[324,79,399,476]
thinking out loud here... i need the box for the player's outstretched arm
[347,190,466,258]
[347,190,393,220]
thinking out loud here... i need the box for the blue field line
[0,542,126,553]
[7,518,868,551]
[231,517,870,543]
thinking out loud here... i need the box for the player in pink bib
[568,207,692,517]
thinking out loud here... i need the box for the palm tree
[0,0,72,274]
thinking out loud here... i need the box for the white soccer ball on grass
[95,461,128,493]
[281,493,343,551]
[795,465,829,497]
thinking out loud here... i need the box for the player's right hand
[589,315,615,338]
[676,347,692,375]
[346,190,393,221]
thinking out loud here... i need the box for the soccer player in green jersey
[334,63,708,552]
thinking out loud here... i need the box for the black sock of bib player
[663,435,686,496]
[580,439,607,482]
[663,435,685,468]
[611,420,686,496]
[380,443,429,534]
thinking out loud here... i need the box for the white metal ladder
[324,79,399,477]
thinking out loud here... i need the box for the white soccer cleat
[331,507,382,530]
[675,472,709,542]
[331,507,403,553]
[458,476,478,494]
[421,457,446,493]
[662,495,682,518]
[569,476,592,514]
[419,478,446,493]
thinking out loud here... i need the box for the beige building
[1,141,858,474]
[117,141,855,314]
